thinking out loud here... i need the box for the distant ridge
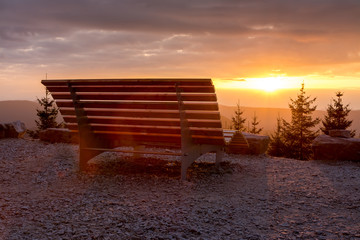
[0,100,359,136]
[0,100,40,129]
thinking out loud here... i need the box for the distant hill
[1,100,359,137]
[219,104,360,137]
[0,100,40,129]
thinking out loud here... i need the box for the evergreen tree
[321,91,355,137]
[35,89,61,130]
[232,101,246,131]
[282,83,320,160]
[249,112,263,134]
[267,116,285,157]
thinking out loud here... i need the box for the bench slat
[68,124,181,134]
[46,85,215,93]
[52,93,217,102]
[42,78,213,86]
[93,131,181,145]
[89,131,224,146]
[55,101,219,111]
[63,116,222,128]
[60,109,220,120]
[66,124,223,137]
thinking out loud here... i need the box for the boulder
[329,129,351,138]
[243,132,270,155]
[39,128,78,144]
[312,134,360,161]
[0,121,27,138]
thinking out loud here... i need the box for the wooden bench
[41,79,225,179]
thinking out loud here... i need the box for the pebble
[0,138,360,239]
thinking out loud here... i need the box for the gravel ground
[1,138,360,240]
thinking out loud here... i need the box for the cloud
[0,0,360,100]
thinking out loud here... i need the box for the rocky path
[0,138,360,239]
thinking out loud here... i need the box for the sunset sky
[1,0,360,108]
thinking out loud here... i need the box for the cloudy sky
[1,0,360,104]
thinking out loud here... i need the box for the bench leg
[79,149,104,172]
[181,154,195,181]
[181,146,224,180]
[215,148,223,168]
[79,149,92,171]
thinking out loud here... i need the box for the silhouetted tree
[35,89,61,130]
[232,101,246,131]
[267,116,285,157]
[321,91,355,137]
[281,83,320,160]
[249,112,263,134]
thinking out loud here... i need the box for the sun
[248,77,289,92]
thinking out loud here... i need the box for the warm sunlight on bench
[41,78,225,180]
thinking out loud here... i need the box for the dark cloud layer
[3,0,360,34]
[0,0,360,100]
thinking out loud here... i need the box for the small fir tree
[232,101,246,132]
[321,91,355,137]
[35,89,61,130]
[249,112,263,134]
[267,116,285,157]
[281,83,320,160]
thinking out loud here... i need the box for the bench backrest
[42,79,224,148]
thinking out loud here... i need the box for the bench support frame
[55,80,224,179]
[176,84,223,180]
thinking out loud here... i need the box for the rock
[39,128,79,144]
[329,129,351,138]
[0,121,27,138]
[312,134,360,161]
[243,132,270,155]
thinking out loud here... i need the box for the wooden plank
[54,101,73,108]
[63,116,222,128]
[188,119,222,128]
[92,131,182,145]
[63,116,181,126]
[52,93,217,102]
[60,109,220,120]
[67,127,224,146]
[190,128,223,136]
[55,101,219,111]
[67,124,223,138]
[42,78,213,86]
[46,85,215,93]
[75,130,223,146]
[69,124,181,134]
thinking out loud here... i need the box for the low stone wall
[223,130,270,155]
[0,121,27,139]
[312,133,360,161]
[243,132,270,155]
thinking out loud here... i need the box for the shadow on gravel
[86,157,241,179]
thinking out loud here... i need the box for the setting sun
[248,77,299,92]
[248,77,287,92]
[214,76,301,92]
